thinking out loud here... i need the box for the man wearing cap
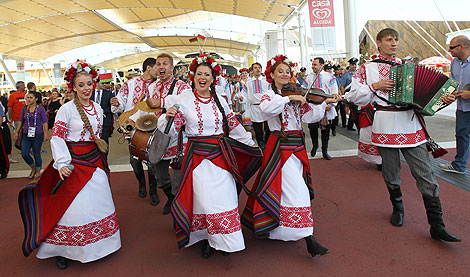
[297,67,308,88]
[305,57,339,160]
[340,58,359,131]
[92,73,114,144]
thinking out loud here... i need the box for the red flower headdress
[264,55,295,83]
[64,60,98,91]
[239,68,248,73]
[188,53,222,82]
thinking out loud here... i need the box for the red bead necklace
[194,90,212,104]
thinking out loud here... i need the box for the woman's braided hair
[72,71,108,153]
[191,62,229,136]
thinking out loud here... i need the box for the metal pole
[39,62,56,88]
[0,56,16,88]
[282,27,287,54]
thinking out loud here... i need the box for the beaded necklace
[81,102,97,116]
[193,90,212,104]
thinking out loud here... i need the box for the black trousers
[308,122,331,150]
[1,122,11,155]
[253,121,270,147]
[130,154,156,192]
[347,103,358,129]
[338,101,347,127]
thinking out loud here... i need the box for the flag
[197,34,206,41]
[189,37,197,43]
[99,73,113,83]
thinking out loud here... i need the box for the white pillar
[343,0,359,59]
[282,27,287,54]
[39,62,56,88]
[298,12,307,68]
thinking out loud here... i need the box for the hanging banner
[308,0,335,27]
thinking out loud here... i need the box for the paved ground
[1,102,468,276]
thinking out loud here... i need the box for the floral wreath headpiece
[188,53,222,82]
[264,55,295,83]
[239,68,248,73]
[64,60,98,91]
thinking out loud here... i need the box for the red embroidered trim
[354,65,366,84]
[194,100,204,134]
[260,94,271,103]
[52,120,68,140]
[44,212,119,246]
[211,101,220,133]
[191,208,241,235]
[372,130,426,145]
[227,112,241,130]
[299,103,312,117]
[279,206,314,228]
[358,141,380,156]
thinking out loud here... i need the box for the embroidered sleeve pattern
[51,120,68,140]
[299,103,312,117]
[227,112,241,130]
[353,65,367,84]
[173,111,185,132]
[261,93,271,103]
[119,82,129,98]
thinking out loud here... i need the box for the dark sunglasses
[449,44,461,50]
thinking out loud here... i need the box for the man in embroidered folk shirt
[438,35,470,175]
[246,62,271,149]
[111,58,159,205]
[305,57,339,160]
[131,53,191,214]
[347,28,460,242]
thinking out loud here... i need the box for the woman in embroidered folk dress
[18,60,121,269]
[242,55,340,257]
[153,54,262,258]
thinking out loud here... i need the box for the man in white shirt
[305,57,338,160]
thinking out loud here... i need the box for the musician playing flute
[242,55,340,257]
[130,53,191,214]
[110,58,159,205]
[346,28,461,242]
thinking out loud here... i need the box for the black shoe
[221,251,231,256]
[376,164,383,171]
[305,235,330,257]
[322,151,332,160]
[390,211,404,227]
[430,227,462,242]
[201,240,214,259]
[56,256,68,270]
[163,200,172,215]
[0,173,6,179]
[347,127,357,131]
[331,129,336,136]
[150,193,160,206]
[310,146,318,157]
[138,185,147,198]
[342,124,346,128]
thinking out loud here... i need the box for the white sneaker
[438,163,465,174]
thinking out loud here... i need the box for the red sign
[308,0,335,27]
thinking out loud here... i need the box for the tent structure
[419,56,452,67]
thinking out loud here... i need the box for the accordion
[388,63,459,115]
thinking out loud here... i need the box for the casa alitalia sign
[308,0,335,27]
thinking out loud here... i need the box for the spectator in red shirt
[7,81,27,130]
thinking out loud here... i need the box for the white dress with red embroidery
[260,88,327,241]
[130,77,191,160]
[38,100,121,263]
[158,90,254,252]
[346,54,426,148]
[111,76,152,114]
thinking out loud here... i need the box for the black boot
[149,182,160,206]
[305,235,330,257]
[310,144,318,157]
[138,182,147,198]
[162,187,174,215]
[387,187,404,227]
[55,256,68,270]
[423,195,461,242]
[322,148,332,160]
[201,240,214,258]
